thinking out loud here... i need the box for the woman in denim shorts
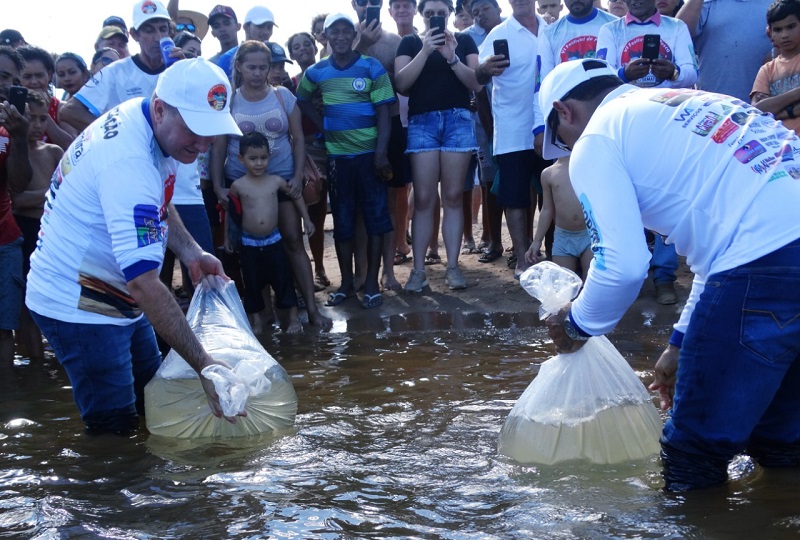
[395,0,482,292]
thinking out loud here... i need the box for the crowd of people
[3,0,800,491]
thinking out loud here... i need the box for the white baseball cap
[132,0,171,31]
[323,12,355,31]
[539,58,619,160]
[155,59,242,137]
[245,6,277,26]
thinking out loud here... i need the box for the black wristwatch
[563,314,590,341]
[788,104,797,119]
[448,56,459,67]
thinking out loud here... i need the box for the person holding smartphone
[395,0,483,292]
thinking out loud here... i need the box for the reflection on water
[1,312,799,538]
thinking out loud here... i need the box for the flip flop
[478,250,502,263]
[393,252,412,265]
[424,252,442,265]
[361,293,383,309]
[507,255,517,268]
[324,292,352,307]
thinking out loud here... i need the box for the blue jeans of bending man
[660,238,800,491]
[31,312,162,434]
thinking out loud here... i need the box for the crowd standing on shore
[3,0,799,492]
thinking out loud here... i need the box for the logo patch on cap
[142,1,157,14]
[208,84,228,111]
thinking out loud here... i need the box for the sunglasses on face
[175,23,196,32]
[355,0,382,5]
[423,10,449,18]
[95,56,115,66]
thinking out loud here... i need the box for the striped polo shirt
[296,53,396,158]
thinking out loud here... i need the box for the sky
[3,0,529,78]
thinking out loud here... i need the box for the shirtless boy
[11,92,63,359]
[223,132,314,335]
[525,157,593,280]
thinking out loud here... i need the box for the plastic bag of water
[498,262,662,465]
[144,277,297,438]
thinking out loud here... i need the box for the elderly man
[540,58,800,491]
[26,59,242,434]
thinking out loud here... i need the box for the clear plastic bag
[498,262,662,465]
[144,277,297,438]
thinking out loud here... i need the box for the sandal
[478,250,502,263]
[361,292,383,309]
[461,241,480,255]
[393,252,412,265]
[315,274,331,287]
[324,292,353,307]
[424,252,442,265]
[507,255,517,268]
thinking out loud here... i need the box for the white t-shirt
[26,98,177,325]
[479,14,547,156]
[569,85,800,337]
[596,13,697,89]
[536,8,618,130]
[74,55,163,117]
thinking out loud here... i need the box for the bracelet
[448,56,459,67]
[788,104,797,119]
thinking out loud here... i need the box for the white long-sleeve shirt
[569,85,800,337]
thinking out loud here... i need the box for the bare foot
[381,273,402,291]
[283,319,303,334]
[249,313,264,335]
[308,309,333,330]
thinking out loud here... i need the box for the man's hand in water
[650,344,679,410]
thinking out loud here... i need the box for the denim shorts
[30,312,162,433]
[328,152,393,242]
[406,107,478,154]
[0,237,24,331]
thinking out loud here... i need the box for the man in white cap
[61,0,175,132]
[215,5,278,79]
[539,58,800,491]
[26,59,243,434]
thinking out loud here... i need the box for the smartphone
[642,34,660,62]
[493,39,510,66]
[7,85,27,114]
[366,6,381,28]
[430,15,446,36]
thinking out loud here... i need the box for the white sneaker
[445,266,467,290]
[404,268,428,292]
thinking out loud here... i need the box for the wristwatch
[670,67,679,81]
[448,56,459,67]
[563,314,590,341]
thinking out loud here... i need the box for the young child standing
[524,157,593,281]
[11,92,63,360]
[752,0,800,134]
[223,132,314,335]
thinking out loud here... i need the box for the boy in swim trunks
[223,132,314,334]
[525,157,593,280]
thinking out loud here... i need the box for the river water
[2,312,799,539]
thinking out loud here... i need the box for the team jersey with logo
[73,55,164,117]
[535,8,618,130]
[26,98,176,325]
[596,14,697,89]
[568,85,800,337]
[296,54,396,158]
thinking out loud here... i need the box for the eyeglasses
[547,110,571,152]
[355,0,382,6]
[175,23,196,32]
[422,10,449,18]
[94,56,115,66]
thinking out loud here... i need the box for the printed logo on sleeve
[134,204,163,247]
[579,194,605,271]
[734,141,766,164]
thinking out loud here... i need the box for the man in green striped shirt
[297,13,396,310]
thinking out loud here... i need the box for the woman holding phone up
[395,0,482,292]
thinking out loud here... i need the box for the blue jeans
[651,235,677,284]
[660,238,800,490]
[31,312,162,433]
